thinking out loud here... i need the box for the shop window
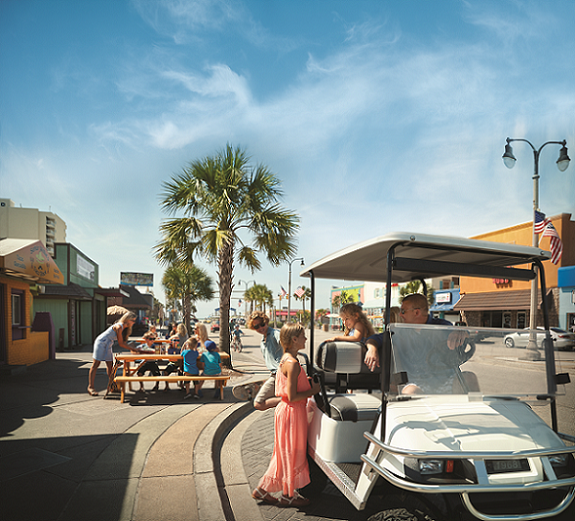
[503,312,511,328]
[11,290,25,340]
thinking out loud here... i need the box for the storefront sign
[121,272,154,287]
[77,256,95,281]
[436,292,452,303]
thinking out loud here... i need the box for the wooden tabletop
[116,352,230,361]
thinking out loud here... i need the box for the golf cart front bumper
[362,431,575,521]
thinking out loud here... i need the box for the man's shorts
[254,374,276,405]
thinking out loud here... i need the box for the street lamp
[238,279,255,319]
[502,137,570,358]
[287,257,305,323]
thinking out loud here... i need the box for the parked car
[504,327,575,351]
[210,322,220,333]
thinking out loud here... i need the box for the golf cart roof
[300,231,552,283]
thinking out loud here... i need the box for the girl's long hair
[279,322,305,352]
[176,323,188,337]
[195,323,208,344]
[339,303,375,338]
[118,311,137,340]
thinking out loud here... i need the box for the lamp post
[238,279,255,319]
[502,137,570,359]
[287,257,305,324]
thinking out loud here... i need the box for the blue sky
[2,0,575,318]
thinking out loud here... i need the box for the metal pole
[505,138,568,360]
[287,258,304,324]
[527,146,541,359]
[288,262,293,323]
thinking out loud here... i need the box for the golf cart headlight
[419,459,444,474]
[549,454,569,467]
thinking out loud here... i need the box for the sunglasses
[252,322,266,330]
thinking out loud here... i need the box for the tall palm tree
[157,144,299,354]
[162,264,214,332]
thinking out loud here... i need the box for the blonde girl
[328,303,375,343]
[88,311,138,396]
[253,323,321,507]
[194,323,212,352]
[169,323,188,351]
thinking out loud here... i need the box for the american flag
[541,223,563,264]
[280,286,287,297]
[534,210,551,234]
[294,286,305,298]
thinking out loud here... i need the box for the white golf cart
[301,232,575,521]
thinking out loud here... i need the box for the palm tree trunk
[218,239,234,364]
[183,294,191,332]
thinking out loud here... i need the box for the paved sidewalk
[0,331,266,521]
[0,326,350,521]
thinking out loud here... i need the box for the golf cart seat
[316,340,381,393]
[314,341,382,423]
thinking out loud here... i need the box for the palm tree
[246,284,274,312]
[399,280,435,307]
[157,144,299,354]
[162,264,214,331]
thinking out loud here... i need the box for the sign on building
[120,272,154,287]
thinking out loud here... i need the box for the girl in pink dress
[252,322,321,508]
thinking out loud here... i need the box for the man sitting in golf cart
[364,293,478,394]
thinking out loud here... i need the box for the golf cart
[301,232,575,520]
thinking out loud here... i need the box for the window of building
[517,312,526,329]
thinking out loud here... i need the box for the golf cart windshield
[389,323,567,398]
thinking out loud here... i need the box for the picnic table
[108,352,231,402]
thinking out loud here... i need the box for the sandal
[252,488,278,505]
[87,388,99,396]
[279,491,310,508]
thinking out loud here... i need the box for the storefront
[0,239,63,366]
[430,288,461,324]
[558,266,575,332]
[455,213,573,329]
[34,243,124,349]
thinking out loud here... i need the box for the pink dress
[257,358,311,497]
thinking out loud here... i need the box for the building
[0,238,64,367]
[0,198,67,256]
[455,213,575,328]
[34,243,126,349]
[558,266,575,332]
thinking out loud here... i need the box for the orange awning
[0,239,64,285]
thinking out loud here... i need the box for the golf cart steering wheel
[426,335,476,369]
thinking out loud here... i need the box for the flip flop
[252,488,279,505]
[87,388,99,396]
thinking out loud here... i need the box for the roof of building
[119,284,151,309]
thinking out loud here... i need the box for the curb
[194,401,253,521]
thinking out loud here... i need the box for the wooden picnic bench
[114,375,230,402]
[109,353,231,402]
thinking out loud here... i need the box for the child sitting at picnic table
[135,332,161,392]
[162,336,183,392]
[196,340,222,399]
[182,337,202,400]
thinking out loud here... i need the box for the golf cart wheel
[368,492,441,521]
[298,455,328,498]
[505,337,515,348]
[367,507,436,521]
